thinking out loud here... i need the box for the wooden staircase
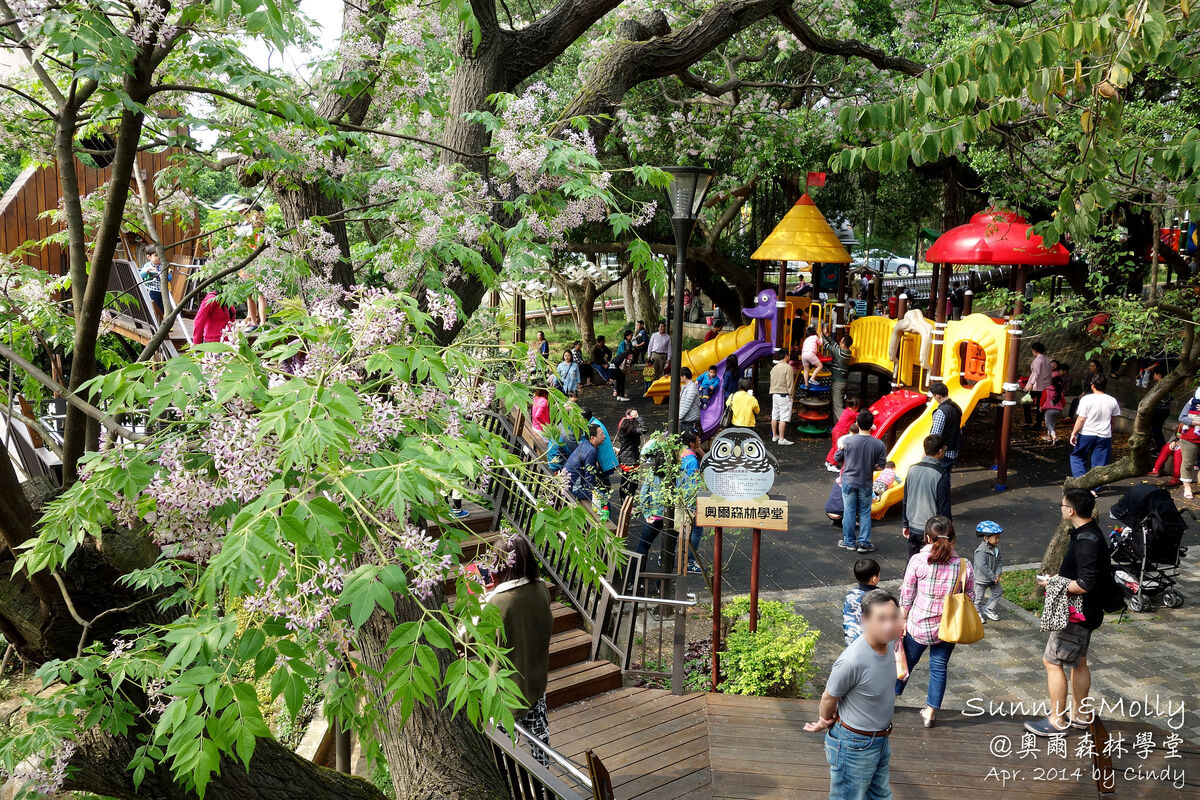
[546,603,622,708]
[434,506,625,711]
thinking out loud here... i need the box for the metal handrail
[501,464,543,506]
[598,576,698,609]
[513,722,593,789]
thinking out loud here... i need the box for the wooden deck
[550,689,1200,799]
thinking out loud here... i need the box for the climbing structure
[845,210,1070,514]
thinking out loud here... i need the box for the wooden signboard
[695,495,788,531]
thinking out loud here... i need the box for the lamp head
[663,166,715,222]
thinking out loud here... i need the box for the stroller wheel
[1128,594,1152,612]
[1163,589,1185,609]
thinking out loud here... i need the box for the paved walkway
[766,550,1200,743]
[577,364,1200,744]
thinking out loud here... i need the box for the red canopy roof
[925,210,1070,266]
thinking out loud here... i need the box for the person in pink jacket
[193,291,235,343]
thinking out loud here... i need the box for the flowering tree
[0,0,1065,797]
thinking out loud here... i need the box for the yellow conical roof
[750,193,852,263]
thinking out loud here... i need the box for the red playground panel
[867,389,928,438]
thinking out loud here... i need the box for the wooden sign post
[695,493,789,688]
[697,428,789,690]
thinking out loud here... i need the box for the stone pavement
[765,549,1200,744]
[585,367,1187,595]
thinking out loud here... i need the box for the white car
[859,250,917,277]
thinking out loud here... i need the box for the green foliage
[718,598,820,698]
[2,292,609,797]
[834,0,1200,240]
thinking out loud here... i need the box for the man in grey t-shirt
[806,589,901,800]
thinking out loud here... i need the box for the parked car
[858,249,917,276]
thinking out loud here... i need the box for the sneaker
[837,541,854,550]
[856,544,876,553]
[984,609,1000,621]
[618,396,630,401]
[451,508,469,519]
[1024,717,1070,737]
[687,564,703,574]
[777,438,794,446]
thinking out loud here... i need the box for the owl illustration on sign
[701,428,777,501]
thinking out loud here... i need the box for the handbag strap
[952,557,966,596]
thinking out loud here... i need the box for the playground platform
[550,689,1200,799]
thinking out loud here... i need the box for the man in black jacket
[900,435,952,556]
[1026,488,1112,736]
[928,382,962,472]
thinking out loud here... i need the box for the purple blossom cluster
[142,406,279,562]
[244,557,349,634]
[127,0,177,48]
[349,288,409,356]
[425,290,458,331]
[8,740,75,797]
[355,395,406,455]
[387,525,452,599]
[297,341,362,384]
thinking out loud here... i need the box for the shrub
[718,598,820,698]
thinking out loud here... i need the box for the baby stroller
[1108,484,1188,612]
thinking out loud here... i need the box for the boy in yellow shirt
[726,378,760,428]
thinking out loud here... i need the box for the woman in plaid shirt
[896,516,974,728]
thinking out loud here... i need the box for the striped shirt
[900,547,975,645]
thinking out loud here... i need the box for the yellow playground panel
[842,311,1012,517]
[848,314,923,382]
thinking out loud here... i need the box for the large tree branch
[0,342,144,443]
[504,0,625,81]
[151,84,486,160]
[700,174,758,248]
[775,4,925,76]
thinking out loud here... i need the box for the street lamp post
[663,167,715,436]
[661,166,714,696]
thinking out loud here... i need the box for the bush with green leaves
[718,598,820,699]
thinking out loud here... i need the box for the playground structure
[642,288,794,436]
[651,199,1072,511]
[851,209,1071,514]
[644,193,852,439]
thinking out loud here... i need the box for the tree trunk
[357,595,506,800]
[1040,350,1197,573]
[61,97,148,483]
[621,271,635,328]
[62,723,388,800]
[631,271,660,328]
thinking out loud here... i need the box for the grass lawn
[1002,568,1043,613]
[530,311,633,352]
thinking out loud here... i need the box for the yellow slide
[871,313,1011,516]
[644,322,761,404]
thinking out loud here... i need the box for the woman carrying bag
[896,515,979,728]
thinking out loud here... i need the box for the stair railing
[486,724,589,800]
[478,406,694,689]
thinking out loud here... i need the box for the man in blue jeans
[1069,374,1120,477]
[806,589,901,800]
[835,411,888,553]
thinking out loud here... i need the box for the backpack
[1076,528,1127,614]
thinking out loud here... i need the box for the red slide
[866,389,928,439]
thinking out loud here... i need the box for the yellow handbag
[937,559,985,644]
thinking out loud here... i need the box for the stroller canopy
[1110,484,1188,534]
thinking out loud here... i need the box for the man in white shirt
[1069,374,1121,478]
[647,321,671,379]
